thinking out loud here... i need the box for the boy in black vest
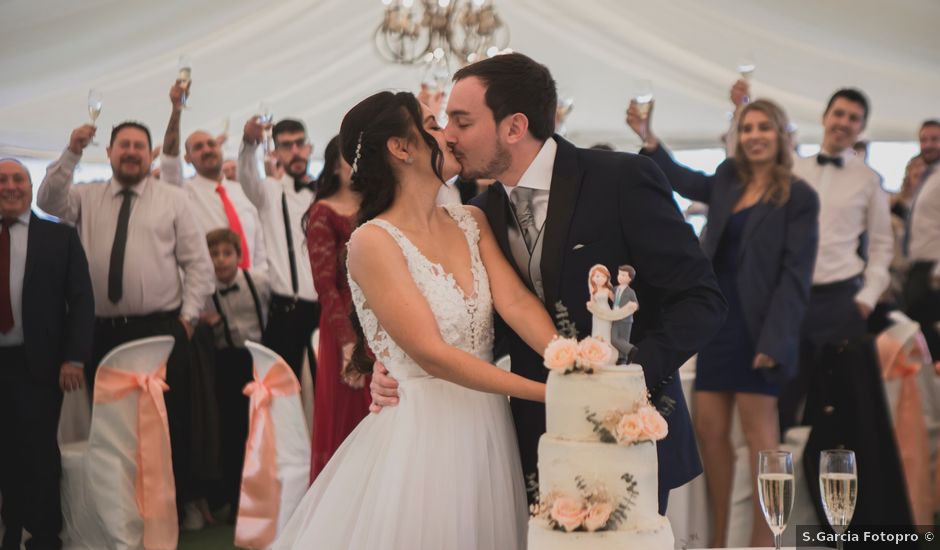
[201,228,270,520]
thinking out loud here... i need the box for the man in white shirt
[917,120,940,183]
[904,160,940,361]
[238,117,319,381]
[37,119,215,522]
[158,81,267,273]
[780,88,894,431]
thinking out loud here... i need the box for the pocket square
[572,243,585,250]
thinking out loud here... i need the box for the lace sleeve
[306,203,356,345]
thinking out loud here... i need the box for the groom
[372,53,726,513]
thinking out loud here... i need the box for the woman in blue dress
[628,98,819,547]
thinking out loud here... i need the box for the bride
[273,91,557,549]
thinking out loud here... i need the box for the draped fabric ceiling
[2,0,938,163]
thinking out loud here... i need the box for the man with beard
[159,81,267,272]
[1,159,93,550]
[370,53,727,514]
[903,120,940,361]
[237,118,319,381]
[37,120,215,524]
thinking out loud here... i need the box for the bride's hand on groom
[369,362,400,414]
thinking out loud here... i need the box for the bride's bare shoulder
[347,223,406,276]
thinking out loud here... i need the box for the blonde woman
[628,98,820,547]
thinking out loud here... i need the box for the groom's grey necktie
[510,186,539,253]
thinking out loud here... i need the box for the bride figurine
[586,264,637,345]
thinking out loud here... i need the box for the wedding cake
[527,334,675,549]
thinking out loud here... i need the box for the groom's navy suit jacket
[471,136,727,494]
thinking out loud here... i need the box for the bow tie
[294,178,316,194]
[218,284,240,296]
[816,154,844,168]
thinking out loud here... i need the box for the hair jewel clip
[351,131,364,175]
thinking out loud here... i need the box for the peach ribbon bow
[94,364,178,550]
[235,360,300,549]
[876,331,934,525]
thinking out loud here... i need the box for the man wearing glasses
[238,116,319,382]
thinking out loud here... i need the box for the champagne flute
[820,449,858,550]
[258,102,274,153]
[632,79,653,119]
[177,55,192,108]
[556,93,574,135]
[87,89,103,146]
[737,51,756,81]
[758,450,795,550]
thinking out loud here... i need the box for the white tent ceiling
[2,0,938,163]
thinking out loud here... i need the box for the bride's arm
[465,206,557,356]
[347,225,545,403]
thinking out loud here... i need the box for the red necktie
[0,218,14,334]
[216,183,251,269]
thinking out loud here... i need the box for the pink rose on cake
[638,405,669,440]
[549,497,587,532]
[576,337,614,369]
[583,502,614,532]
[544,337,579,371]
[614,413,644,443]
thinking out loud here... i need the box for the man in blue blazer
[371,54,727,513]
[0,159,94,550]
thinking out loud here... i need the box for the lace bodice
[347,205,494,380]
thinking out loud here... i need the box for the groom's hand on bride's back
[369,362,400,413]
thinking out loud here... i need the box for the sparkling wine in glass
[820,449,858,550]
[737,51,756,80]
[258,102,274,153]
[633,79,653,119]
[758,450,795,550]
[178,54,192,108]
[87,89,103,145]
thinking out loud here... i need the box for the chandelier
[374,0,511,76]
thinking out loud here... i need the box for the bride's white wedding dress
[273,204,527,550]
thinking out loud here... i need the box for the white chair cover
[243,341,311,545]
[61,336,175,550]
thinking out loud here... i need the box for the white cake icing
[545,366,648,441]
[528,360,674,549]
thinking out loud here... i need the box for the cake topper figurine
[586,264,638,363]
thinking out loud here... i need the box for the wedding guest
[853,140,870,163]
[200,228,270,521]
[222,159,237,182]
[628,97,819,547]
[917,120,940,183]
[0,159,94,550]
[159,80,267,272]
[238,118,319,382]
[782,88,893,433]
[36,119,215,524]
[304,135,370,482]
[904,157,940,360]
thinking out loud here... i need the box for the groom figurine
[612,265,638,364]
[372,53,727,514]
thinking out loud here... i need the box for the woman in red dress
[305,135,370,482]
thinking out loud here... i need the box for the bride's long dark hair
[341,91,446,374]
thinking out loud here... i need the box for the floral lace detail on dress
[347,205,494,380]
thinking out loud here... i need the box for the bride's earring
[405,156,414,165]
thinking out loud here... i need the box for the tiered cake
[527,336,675,549]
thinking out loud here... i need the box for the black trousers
[0,346,63,550]
[904,261,940,360]
[779,276,867,435]
[89,311,194,510]
[262,295,319,383]
[213,347,253,512]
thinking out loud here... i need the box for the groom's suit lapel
[485,185,525,283]
[540,135,582,317]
